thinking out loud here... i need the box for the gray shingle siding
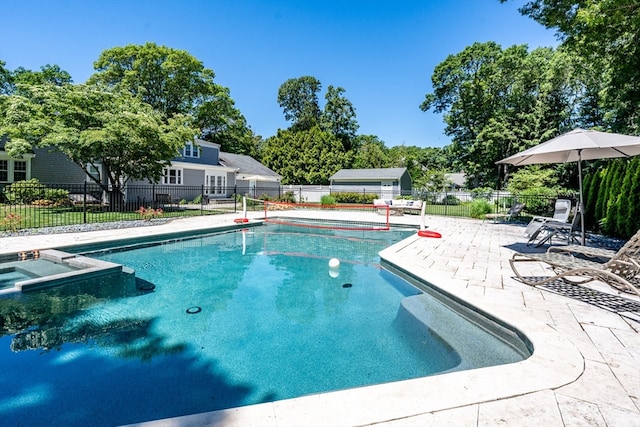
[32,147,86,184]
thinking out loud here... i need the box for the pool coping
[125,229,585,427]
[0,249,125,295]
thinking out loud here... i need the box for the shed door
[381,180,394,199]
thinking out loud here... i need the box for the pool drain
[186,306,202,314]
[342,283,352,288]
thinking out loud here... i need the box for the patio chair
[484,202,525,223]
[528,207,581,247]
[509,229,640,296]
[546,228,640,262]
[524,199,572,245]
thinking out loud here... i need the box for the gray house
[1,137,279,204]
[329,167,412,198]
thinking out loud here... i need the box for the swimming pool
[0,224,531,426]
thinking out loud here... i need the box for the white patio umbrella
[497,128,640,245]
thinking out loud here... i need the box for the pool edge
[127,232,585,427]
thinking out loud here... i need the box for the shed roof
[329,168,408,181]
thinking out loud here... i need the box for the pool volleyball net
[246,198,391,231]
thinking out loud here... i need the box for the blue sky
[1,0,558,148]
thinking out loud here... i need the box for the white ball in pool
[328,258,340,269]
[328,269,339,278]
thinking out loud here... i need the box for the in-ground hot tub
[0,249,127,295]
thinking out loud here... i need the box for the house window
[216,175,226,194]
[183,143,200,158]
[0,160,7,182]
[86,163,102,182]
[13,161,27,181]
[204,172,226,195]
[163,168,183,185]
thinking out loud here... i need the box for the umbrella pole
[578,150,586,245]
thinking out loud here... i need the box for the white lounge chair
[524,199,572,245]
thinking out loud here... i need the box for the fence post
[234,185,237,213]
[200,185,204,214]
[83,181,87,224]
[299,186,302,203]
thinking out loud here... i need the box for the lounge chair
[528,207,581,247]
[484,202,525,223]
[547,228,640,261]
[509,229,640,296]
[524,199,572,245]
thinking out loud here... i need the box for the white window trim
[183,142,200,158]
[204,171,227,195]
[86,163,103,183]
[163,167,183,185]
[0,156,32,183]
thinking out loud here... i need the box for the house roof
[329,168,408,181]
[446,173,466,187]
[218,151,281,181]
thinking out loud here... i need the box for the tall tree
[260,126,346,184]
[0,83,197,207]
[321,85,359,150]
[88,42,252,153]
[0,60,11,94]
[351,135,390,169]
[421,42,582,187]
[507,0,640,133]
[277,76,322,131]
[0,62,72,95]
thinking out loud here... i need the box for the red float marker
[417,230,442,238]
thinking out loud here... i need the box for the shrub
[278,191,296,203]
[4,179,46,204]
[440,194,461,205]
[320,195,336,206]
[44,188,70,203]
[469,199,492,219]
[332,192,378,204]
[470,187,493,200]
[192,194,203,204]
[517,187,557,216]
[1,213,23,231]
[136,206,163,221]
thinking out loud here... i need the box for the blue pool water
[0,225,529,426]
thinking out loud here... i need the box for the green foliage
[418,168,449,193]
[469,187,493,200]
[88,42,252,154]
[3,179,46,204]
[506,167,558,193]
[422,41,587,188]
[1,83,198,190]
[440,194,461,206]
[518,187,558,216]
[321,85,359,150]
[469,199,492,218]
[261,126,347,184]
[320,194,336,206]
[192,194,203,204]
[587,158,640,238]
[278,192,296,203]
[513,0,640,132]
[332,192,378,204]
[44,188,70,203]
[351,135,391,169]
[277,76,322,131]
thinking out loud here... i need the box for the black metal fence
[0,182,240,232]
[0,181,569,232]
